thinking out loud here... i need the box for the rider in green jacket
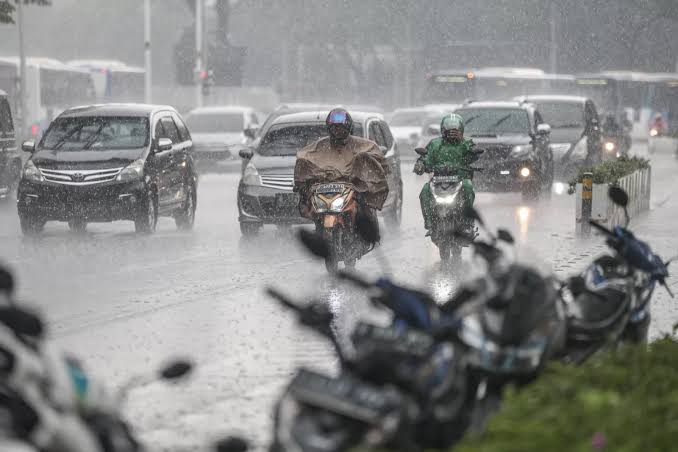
[414,114,476,235]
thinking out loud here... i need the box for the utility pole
[144,0,152,103]
[17,0,27,138]
[404,18,413,107]
[549,0,557,74]
[195,0,204,108]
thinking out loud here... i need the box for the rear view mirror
[608,186,629,208]
[298,229,331,259]
[414,147,427,156]
[22,140,35,153]
[238,148,254,160]
[159,359,193,380]
[156,138,173,152]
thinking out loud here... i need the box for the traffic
[0,3,677,451]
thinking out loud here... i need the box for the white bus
[0,57,95,138]
[67,59,145,104]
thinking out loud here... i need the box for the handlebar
[336,269,372,289]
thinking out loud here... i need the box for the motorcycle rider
[294,108,389,243]
[415,114,476,236]
[650,112,667,135]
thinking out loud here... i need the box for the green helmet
[441,113,464,135]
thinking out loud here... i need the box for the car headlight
[242,162,261,186]
[520,167,531,178]
[330,196,346,212]
[22,160,43,182]
[604,141,615,152]
[509,145,530,158]
[116,159,145,182]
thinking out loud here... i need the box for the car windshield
[533,102,584,128]
[455,108,530,137]
[40,116,149,151]
[186,112,244,133]
[390,111,430,127]
[258,123,364,156]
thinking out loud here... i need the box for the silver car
[237,111,403,236]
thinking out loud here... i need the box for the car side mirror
[239,148,254,160]
[22,140,35,153]
[156,138,173,152]
[537,124,551,136]
[244,127,258,140]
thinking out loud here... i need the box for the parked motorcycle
[414,147,483,266]
[309,182,371,272]
[561,186,672,363]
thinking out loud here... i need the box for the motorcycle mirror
[608,186,629,208]
[159,359,193,381]
[568,276,587,295]
[355,211,380,244]
[496,229,515,244]
[0,266,15,296]
[298,230,331,259]
[463,205,485,227]
[0,307,44,338]
[414,147,427,156]
[214,436,249,452]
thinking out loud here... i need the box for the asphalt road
[0,142,676,451]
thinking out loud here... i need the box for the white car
[389,106,456,158]
[184,106,262,167]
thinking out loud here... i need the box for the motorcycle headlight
[509,145,530,158]
[242,162,261,186]
[314,194,328,212]
[22,160,43,182]
[650,128,658,137]
[330,196,346,212]
[116,159,145,182]
[433,191,458,205]
[604,141,615,152]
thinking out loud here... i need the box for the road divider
[570,157,651,236]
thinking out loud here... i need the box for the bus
[67,59,145,104]
[575,71,678,140]
[0,57,95,139]
[423,67,576,104]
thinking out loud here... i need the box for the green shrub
[567,156,650,194]
[455,337,678,452]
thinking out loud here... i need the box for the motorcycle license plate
[289,368,394,423]
[315,183,346,194]
[275,193,299,207]
[352,322,434,358]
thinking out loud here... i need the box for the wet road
[0,143,676,450]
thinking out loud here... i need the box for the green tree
[0,0,50,24]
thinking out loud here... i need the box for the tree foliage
[0,0,50,24]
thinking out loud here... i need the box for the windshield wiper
[82,122,108,150]
[463,115,480,125]
[488,114,511,129]
[52,124,86,150]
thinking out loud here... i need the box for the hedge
[455,337,678,452]
[567,156,650,194]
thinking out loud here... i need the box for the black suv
[17,104,198,235]
[0,90,22,201]
[454,101,554,199]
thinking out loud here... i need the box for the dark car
[0,90,22,201]
[454,101,554,199]
[17,104,198,235]
[515,95,602,179]
[237,110,403,236]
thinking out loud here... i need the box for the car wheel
[240,222,262,237]
[175,183,196,231]
[68,219,87,234]
[135,189,157,234]
[384,183,403,231]
[19,215,45,236]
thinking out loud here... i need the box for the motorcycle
[309,182,371,272]
[561,186,672,363]
[414,147,483,266]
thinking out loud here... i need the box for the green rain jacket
[419,137,476,176]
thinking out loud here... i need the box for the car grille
[39,167,124,185]
[260,174,294,191]
[480,145,513,160]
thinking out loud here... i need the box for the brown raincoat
[294,136,389,218]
